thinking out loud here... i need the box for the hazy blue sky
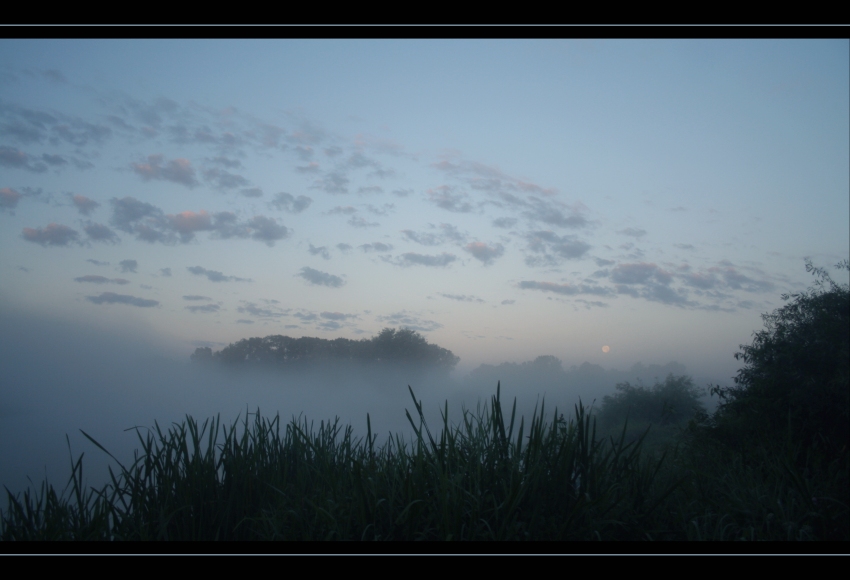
[1,39,848,379]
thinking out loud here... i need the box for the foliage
[192,327,460,372]
[596,374,707,431]
[1,386,677,541]
[709,260,849,456]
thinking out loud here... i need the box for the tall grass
[5,383,845,541]
[1,384,677,541]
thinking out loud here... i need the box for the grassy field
[2,383,846,542]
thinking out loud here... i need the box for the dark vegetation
[2,261,847,541]
[191,327,460,373]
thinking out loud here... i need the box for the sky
[0,39,848,492]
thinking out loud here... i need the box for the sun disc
[602,345,610,353]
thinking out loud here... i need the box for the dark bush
[709,260,849,456]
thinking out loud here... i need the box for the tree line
[191,327,460,372]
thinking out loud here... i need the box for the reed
[4,383,845,541]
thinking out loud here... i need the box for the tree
[190,346,213,363]
[710,260,849,455]
[596,374,706,430]
[194,327,460,372]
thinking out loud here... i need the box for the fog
[0,309,721,507]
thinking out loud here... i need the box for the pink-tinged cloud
[22,223,79,246]
[1,187,22,209]
[132,154,198,187]
[465,242,505,265]
[72,194,100,215]
[168,210,213,236]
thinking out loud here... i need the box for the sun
[602,345,610,353]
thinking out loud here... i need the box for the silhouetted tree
[190,346,213,363]
[709,260,849,455]
[596,374,706,429]
[202,327,459,372]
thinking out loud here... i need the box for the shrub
[709,260,849,457]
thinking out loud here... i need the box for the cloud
[86,259,109,266]
[42,153,67,166]
[186,304,220,313]
[0,187,22,210]
[403,223,467,248]
[636,283,691,306]
[237,319,254,324]
[22,223,79,246]
[358,185,383,195]
[493,217,517,229]
[438,223,467,243]
[83,222,120,243]
[160,268,171,276]
[299,267,344,288]
[348,216,379,228]
[523,197,588,228]
[119,259,138,273]
[167,210,213,242]
[360,242,393,252]
[401,229,441,246]
[73,275,129,285]
[321,311,358,321]
[575,299,609,309]
[132,154,198,187]
[395,252,457,267]
[110,198,287,246]
[465,242,504,265]
[327,206,357,215]
[610,262,672,285]
[203,167,250,190]
[681,271,719,290]
[427,186,473,213]
[270,192,312,213]
[525,231,591,265]
[110,196,167,241]
[518,280,614,297]
[501,299,515,305]
[187,266,251,283]
[336,243,352,252]
[71,194,99,215]
[376,311,442,332]
[246,215,289,246]
[294,145,314,161]
[0,146,48,173]
[237,302,288,318]
[618,227,647,238]
[309,244,331,259]
[364,203,394,216]
[183,295,211,301]
[296,162,320,173]
[439,293,484,303]
[208,156,242,169]
[713,265,776,293]
[241,187,263,198]
[86,292,158,307]
[312,171,349,194]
